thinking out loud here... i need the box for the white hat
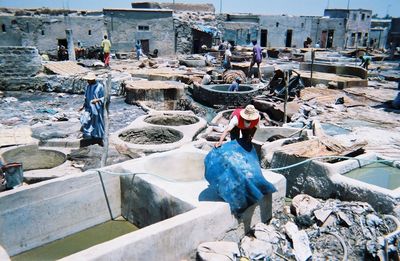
[83,72,96,81]
[240,105,259,121]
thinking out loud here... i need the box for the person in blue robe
[79,72,105,146]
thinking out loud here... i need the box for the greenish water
[344,163,400,190]
[12,218,138,261]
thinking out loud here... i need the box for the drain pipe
[101,73,111,168]
[99,73,113,220]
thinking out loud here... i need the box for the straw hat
[240,105,259,121]
[83,72,96,81]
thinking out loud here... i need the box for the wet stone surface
[119,127,183,144]
[0,91,146,136]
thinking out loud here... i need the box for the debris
[314,208,332,223]
[240,236,274,260]
[197,241,240,261]
[291,194,321,216]
[284,222,312,261]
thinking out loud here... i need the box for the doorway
[192,29,212,54]
[285,30,292,47]
[327,30,334,48]
[140,39,149,55]
[57,39,68,48]
[261,29,268,47]
[321,31,327,48]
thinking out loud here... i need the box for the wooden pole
[310,49,315,87]
[101,73,111,167]
[283,71,289,124]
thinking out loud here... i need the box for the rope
[267,156,395,171]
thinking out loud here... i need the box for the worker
[135,40,142,60]
[101,35,111,67]
[78,72,105,147]
[215,104,260,147]
[303,37,312,48]
[222,44,232,71]
[248,40,263,80]
[201,70,213,85]
[359,55,371,70]
[228,77,241,92]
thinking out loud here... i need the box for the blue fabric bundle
[204,139,277,213]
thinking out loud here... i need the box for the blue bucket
[2,163,23,189]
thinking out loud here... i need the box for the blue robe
[82,82,105,139]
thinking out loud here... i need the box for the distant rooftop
[131,2,215,13]
[324,8,372,13]
[103,8,173,13]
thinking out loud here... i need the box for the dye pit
[207,84,255,92]
[144,114,199,126]
[2,145,66,171]
[12,217,138,261]
[118,127,183,144]
[344,162,400,190]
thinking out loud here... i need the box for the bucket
[0,171,5,192]
[2,163,23,189]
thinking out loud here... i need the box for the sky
[0,0,399,17]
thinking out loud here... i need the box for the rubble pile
[198,194,400,260]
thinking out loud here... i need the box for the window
[1,24,5,32]
[138,25,150,31]
[361,13,365,20]
[353,14,357,20]
[301,23,304,28]
[41,30,45,35]
[276,22,279,27]
[88,30,91,35]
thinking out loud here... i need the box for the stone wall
[0,14,105,55]
[259,15,312,48]
[103,9,174,55]
[324,9,372,48]
[0,46,41,77]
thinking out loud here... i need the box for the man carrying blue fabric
[78,72,105,147]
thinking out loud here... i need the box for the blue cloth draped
[204,139,277,214]
[82,82,105,139]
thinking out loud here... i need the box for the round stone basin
[2,145,66,171]
[118,127,183,145]
[144,114,199,126]
[206,84,255,93]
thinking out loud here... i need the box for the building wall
[258,15,313,48]
[0,14,105,54]
[370,19,391,49]
[103,10,174,55]
[310,17,346,49]
[324,9,372,48]
[221,22,259,46]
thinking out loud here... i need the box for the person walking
[101,35,111,67]
[248,40,263,80]
[135,40,142,60]
[78,72,105,147]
